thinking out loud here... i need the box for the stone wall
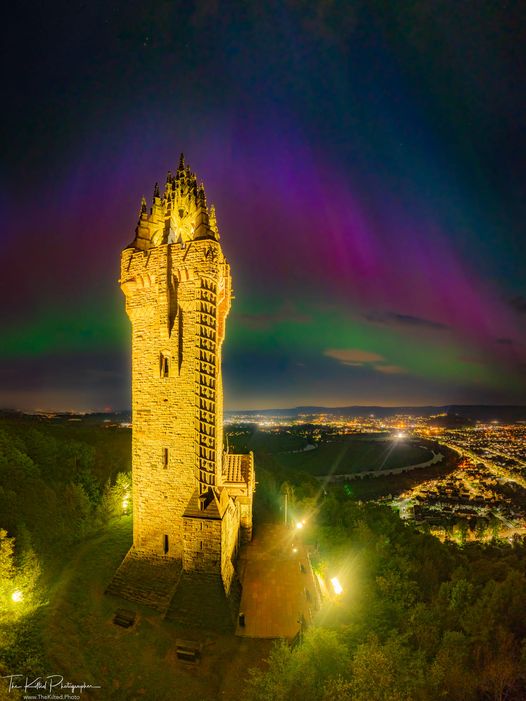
[220,498,241,593]
[239,497,253,543]
[121,238,230,559]
[182,513,222,574]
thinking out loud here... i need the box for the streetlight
[11,590,23,603]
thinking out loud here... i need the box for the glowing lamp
[295,521,303,530]
[11,590,23,603]
[330,577,343,595]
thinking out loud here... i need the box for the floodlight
[330,577,343,595]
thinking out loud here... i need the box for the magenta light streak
[5,112,524,364]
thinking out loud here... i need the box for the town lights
[330,577,343,595]
[11,590,23,603]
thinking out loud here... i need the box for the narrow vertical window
[164,534,169,554]
[163,447,169,468]
[160,353,170,378]
[178,311,183,371]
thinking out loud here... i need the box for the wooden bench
[176,638,202,663]
[113,608,136,628]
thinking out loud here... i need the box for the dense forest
[0,417,131,687]
[230,427,526,700]
[247,493,526,701]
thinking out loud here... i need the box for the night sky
[2,1,526,411]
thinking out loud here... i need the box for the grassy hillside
[227,427,433,476]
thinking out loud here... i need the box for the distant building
[108,156,254,611]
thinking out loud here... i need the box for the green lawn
[226,430,433,477]
[227,430,308,454]
[274,438,433,476]
[37,517,270,701]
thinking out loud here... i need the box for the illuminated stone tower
[108,156,254,610]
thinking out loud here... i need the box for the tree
[246,641,295,701]
[431,631,477,701]
[458,519,469,545]
[281,481,296,525]
[478,627,522,701]
[14,526,41,606]
[59,483,92,542]
[96,472,132,524]
[322,676,353,700]
[475,517,488,541]
[0,529,15,603]
[246,627,350,700]
[350,635,426,701]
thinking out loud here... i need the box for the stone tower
[108,156,254,611]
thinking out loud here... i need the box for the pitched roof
[222,453,252,484]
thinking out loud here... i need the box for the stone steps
[105,550,182,612]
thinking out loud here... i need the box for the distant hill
[225,405,526,422]
[0,409,132,424]
[1,405,525,424]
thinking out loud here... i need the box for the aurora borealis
[2,2,526,410]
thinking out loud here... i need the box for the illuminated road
[235,523,318,639]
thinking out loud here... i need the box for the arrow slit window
[160,352,170,378]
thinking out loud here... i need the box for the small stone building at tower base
[107,451,254,618]
[183,452,254,593]
[106,156,255,628]
[107,454,254,624]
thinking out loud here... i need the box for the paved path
[236,523,317,639]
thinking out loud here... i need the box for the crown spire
[132,157,220,249]
[209,204,219,238]
[198,182,206,207]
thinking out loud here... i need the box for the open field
[227,429,433,476]
[278,439,432,476]
[227,429,308,454]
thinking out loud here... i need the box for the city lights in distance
[330,577,343,595]
[11,590,23,603]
